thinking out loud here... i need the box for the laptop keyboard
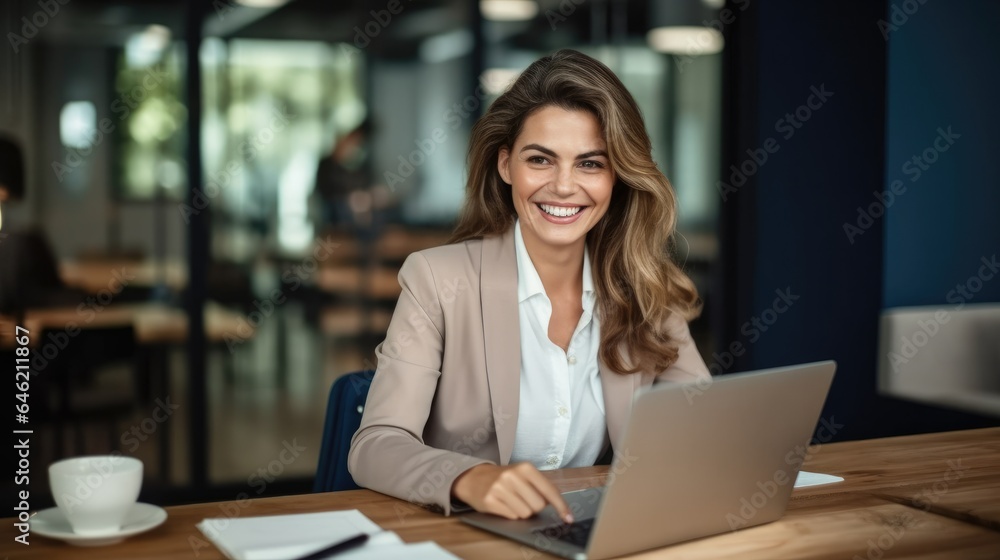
[532,518,595,548]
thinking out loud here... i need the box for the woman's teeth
[539,204,582,217]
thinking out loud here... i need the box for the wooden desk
[315,265,402,300]
[0,302,253,347]
[60,260,187,294]
[373,227,452,261]
[4,428,999,559]
[273,227,452,267]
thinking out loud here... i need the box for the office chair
[314,370,375,493]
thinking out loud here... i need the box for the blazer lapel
[480,227,520,465]
[600,346,637,454]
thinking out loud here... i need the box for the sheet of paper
[794,470,844,488]
[335,542,461,560]
[197,510,399,560]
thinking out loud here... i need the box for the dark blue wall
[883,0,1000,308]
[718,0,999,441]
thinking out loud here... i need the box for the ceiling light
[480,0,538,22]
[647,0,726,55]
[125,24,172,67]
[235,0,289,7]
[480,68,521,96]
[647,26,724,55]
[60,101,97,150]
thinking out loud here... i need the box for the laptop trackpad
[462,487,606,531]
[553,487,605,523]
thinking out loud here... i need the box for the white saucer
[30,502,168,546]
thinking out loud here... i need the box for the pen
[290,533,370,560]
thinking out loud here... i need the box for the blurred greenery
[115,47,186,200]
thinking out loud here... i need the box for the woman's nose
[551,166,576,196]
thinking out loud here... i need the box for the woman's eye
[528,156,549,164]
[580,160,605,169]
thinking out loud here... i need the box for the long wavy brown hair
[450,49,702,375]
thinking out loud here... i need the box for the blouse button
[567,355,577,365]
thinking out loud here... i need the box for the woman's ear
[497,146,511,185]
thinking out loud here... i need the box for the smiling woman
[348,49,709,522]
[453,48,702,375]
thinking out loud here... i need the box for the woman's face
[498,105,615,256]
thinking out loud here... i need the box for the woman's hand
[452,463,574,523]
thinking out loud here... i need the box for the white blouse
[509,220,609,470]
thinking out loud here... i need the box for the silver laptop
[461,360,837,559]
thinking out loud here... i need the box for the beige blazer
[348,226,710,514]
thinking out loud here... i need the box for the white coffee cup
[48,455,143,536]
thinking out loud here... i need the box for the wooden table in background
[60,260,188,294]
[373,227,452,261]
[0,302,252,346]
[0,302,255,484]
[314,265,402,300]
[4,427,999,559]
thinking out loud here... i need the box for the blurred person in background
[313,117,378,233]
[0,134,20,233]
[0,135,79,315]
